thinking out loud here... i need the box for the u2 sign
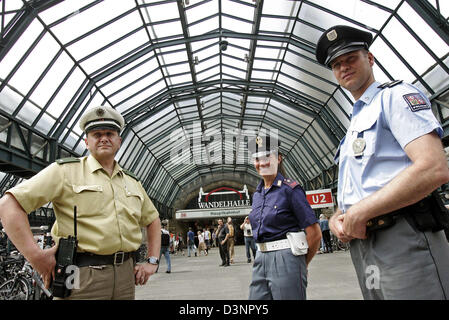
[305,189,334,209]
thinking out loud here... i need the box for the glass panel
[370,37,416,83]
[44,0,135,44]
[29,52,74,108]
[382,16,435,76]
[80,30,149,74]
[398,3,448,58]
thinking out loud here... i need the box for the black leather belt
[366,196,430,233]
[75,251,137,267]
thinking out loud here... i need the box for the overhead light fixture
[219,40,228,51]
[244,54,250,63]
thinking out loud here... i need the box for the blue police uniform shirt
[249,172,318,243]
[335,81,443,213]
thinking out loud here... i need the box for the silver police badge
[352,138,366,157]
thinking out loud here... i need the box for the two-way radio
[52,206,78,298]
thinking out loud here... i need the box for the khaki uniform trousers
[228,238,235,263]
[55,258,135,300]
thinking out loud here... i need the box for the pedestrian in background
[197,231,208,256]
[319,214,332,253]
[215,218,230,267]
[187,227,196,257]
[240,216,257,263]
[157,222,171,273]
[227,217,235,264]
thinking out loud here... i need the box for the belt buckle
[114,251,125,265]
[259,243,267,252]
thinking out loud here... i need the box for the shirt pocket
[124,187,143,217]
[350,115,378,158]
[72,184,104,216]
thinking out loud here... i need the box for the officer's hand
[342,208,367,240]
[30,244,58,289]
[134,263,157,286]
[329,211,353,243]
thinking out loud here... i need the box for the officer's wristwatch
[147,256,159,265]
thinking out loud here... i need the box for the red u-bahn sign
[305,189,334,209]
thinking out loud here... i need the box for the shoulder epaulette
[283,178,299,189]
[56,157,80,165]
[378,80,403,89]
[123,169,139,181]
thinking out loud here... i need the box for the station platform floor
[135,244,362,300]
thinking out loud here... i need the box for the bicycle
[330,233,350,252]
[0,252,24,286]
[0,259,52,300]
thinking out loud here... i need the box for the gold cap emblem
[95,108,105,117]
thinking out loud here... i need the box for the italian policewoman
[0,105,161,299]
[248,134,321,300]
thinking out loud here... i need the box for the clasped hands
[329,208,368,243]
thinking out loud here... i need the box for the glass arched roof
[1,0,448,217]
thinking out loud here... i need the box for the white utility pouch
[286,231,308,256]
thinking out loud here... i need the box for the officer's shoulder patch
[283,178,299,189]
[123,169,139,181]
[378,80,403,89]
[56,157,80,165]
[403,93,430,112]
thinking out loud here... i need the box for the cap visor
[251,150,276,158]
[325,43,367,66]
[86,125,121,133]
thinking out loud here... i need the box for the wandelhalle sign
[305,189,334,209]
[197,185,251,209]
[175,185,251,220]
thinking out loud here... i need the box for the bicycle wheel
[337,240,350,251]
[0,278,31,300]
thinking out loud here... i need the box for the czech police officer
[0,105,161,299]
[316,25,449,299]
[247,135,321,300]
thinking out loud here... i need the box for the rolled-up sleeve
[138,182,159,227]
[7,163,64,214]
[382,85,442,149]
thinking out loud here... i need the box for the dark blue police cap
[315,25,373,67]
[248,135,280,158]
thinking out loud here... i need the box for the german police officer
[0,105,161,299]
[316,25,449,299]
[247,135,321,300]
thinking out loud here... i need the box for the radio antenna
[73,206,77,238]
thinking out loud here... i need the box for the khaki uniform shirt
[8,155,159,255]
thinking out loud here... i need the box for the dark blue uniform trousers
[249,248,307,300]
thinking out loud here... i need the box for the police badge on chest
[352,137,366,157]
